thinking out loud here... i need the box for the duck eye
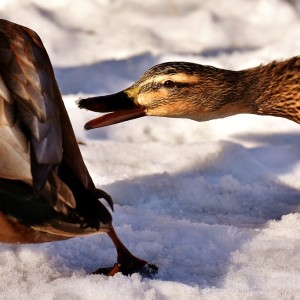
[163,80,176,88]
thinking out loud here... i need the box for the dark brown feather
[0,19,112,242]
[0,20,156,277]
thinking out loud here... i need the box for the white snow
[2,0,300,299]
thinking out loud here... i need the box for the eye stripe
[139,73,200,87]
[140,81,192,93]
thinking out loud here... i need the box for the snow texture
[1,0,300,299]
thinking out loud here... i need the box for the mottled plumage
[78,56,300,128]
[0,19,156,276]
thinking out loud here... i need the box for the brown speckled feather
[0,19,74,213]
[78,55,300,129]
[0,19,112,241]
[0,20,155,277]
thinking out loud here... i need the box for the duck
[78,56,300,129]
[0,19,157,276]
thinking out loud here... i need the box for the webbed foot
[95,225,158,277]
[94,259,158,277]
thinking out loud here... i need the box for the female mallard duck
[78,56,300,128]
[0,19,156,276]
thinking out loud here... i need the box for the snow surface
[1,0,300,299]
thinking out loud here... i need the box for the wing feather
[0,19,112,220]
[0,20,70,213]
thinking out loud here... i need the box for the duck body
[78,56,300,128]
[0,19,156,275]
[0,19,112,243]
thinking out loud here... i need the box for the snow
[2,0,300,299]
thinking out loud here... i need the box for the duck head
[78,62,251,129]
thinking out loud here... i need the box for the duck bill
[78,91,146,130]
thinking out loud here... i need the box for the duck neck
[238,56,300,123]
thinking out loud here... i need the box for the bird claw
[94,261,158,278]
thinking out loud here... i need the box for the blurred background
[2,0,300,92]
[3,0,300,143]
[1,1,300,299]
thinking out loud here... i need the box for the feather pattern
[0,19,112,239]
[0,20,155,278]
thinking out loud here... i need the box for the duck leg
[95,225,158,277]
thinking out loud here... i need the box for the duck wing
[0,20,109,215]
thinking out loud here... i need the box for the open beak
[78,91,146,130]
